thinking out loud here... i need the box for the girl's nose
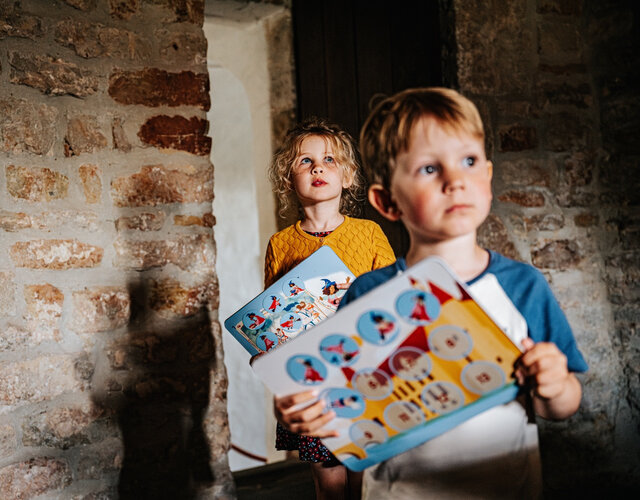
[311,163,323,174]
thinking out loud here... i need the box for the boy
[275,88,587,498]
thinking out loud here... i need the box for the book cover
[224,246,356,356]
[252,256,523,471]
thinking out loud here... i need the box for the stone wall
[452,0,639,494]
[0,0,233,498]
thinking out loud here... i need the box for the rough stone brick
[498,124,538,152]
[575,212,599,227]
[9,52,99,97]
[24,284,64,339]
[138,115,211,155]
[540,82,593,109]
[538,20,582,63]
[116,212,166,231]
[0,9,45,39]
[6,165,69,202]
[76,438,123,479]
[55,19,149,59]
[10,239,103,270]
[562,152,594,187]
[0,424,17,457]
[79,165,102,203]
[0,457,72,499]
[113,234,215,272]
[0,98,58,155]
[174,213,214,227]
[0,355,84,406]
[112,117,132,152]
[496,158,553,188]
[148,0,204,24]
[0,210,98,232]
[65,116,108,157]
[0,212,31,231]
[109,0,139,20]
[22,403,104,449]
[0,324,58,352]
[149,279,217,318]
[108,68,210,110]
[64,0,96,10]
[0,271,16,317]
[538,63,587,75]
[537,0,582,15]
[72,287,130,333]
[524,213,565,231]
[532,239,583,269]
[497,190,546,207]
[156,28,207,65]
[111,164,213,207]
[477,214,519,261]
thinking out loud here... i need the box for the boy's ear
[368,184,402,221]
[486,160,493,180]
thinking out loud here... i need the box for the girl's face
[291,135,352,208]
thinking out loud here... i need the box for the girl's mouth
[312,179,326,187]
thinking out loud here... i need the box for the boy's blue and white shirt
[339,250,587,500]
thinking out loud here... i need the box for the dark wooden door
[292,0,444,256]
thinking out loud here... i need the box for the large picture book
[224,246,356,356]
[252,256,523,471]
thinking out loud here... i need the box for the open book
[224,246,356,356]
[252,256,523,471]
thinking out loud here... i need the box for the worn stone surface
[76,438,123,479]
[531,239,583,269]
[111,164,213,207]
[64,0,96,10]
[477,214,520,261]
[0,424,17,457]
[9,52,99,97]
[108,68,210,109]
[0,324,57,352]
[574,212,599,227]
[138,115,211,155]
[55,18,149,59]
[24,284,64,340]
[112,117,132,152]
[79,164,102,203]
[0,99,58,155]
[0,457,72,499]
[109,0,139,20]
[156,28,207,65]
[65,116,108,157]
[10,239,103,269]
[497,190,546,207]
[149,279,217,318]
[0,271,16,317]
[498,124,538,152]
[0,210,98,232]
[116,212,166,231]
[174,213,214,227]
[113,235,215,272]
[6,165,69,202]
[0,8,45,39]
[496,158,554,188]
[0,355,84,407]
[148,0,204,24]
[71,287,130,333]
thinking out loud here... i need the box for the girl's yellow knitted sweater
[264,215,395,287]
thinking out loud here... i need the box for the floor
[232,459,315,499]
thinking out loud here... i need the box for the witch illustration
[410,293,431,322]
[371,312,395,341]
[267,295,281,312]
[321,339,359,364]
[260,334,276,351]
[298,358,324,383]
[288,280,304,296]
[247,312,265,330]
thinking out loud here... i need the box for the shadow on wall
[93,280,216,499]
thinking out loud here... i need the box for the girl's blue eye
[463,156,476,167]
[300,158,311,164]
[419,165,438,175]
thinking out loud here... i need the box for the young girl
[265,118,395,500]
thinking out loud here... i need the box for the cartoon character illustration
[247,312,265,330]
[295,301,321,329]
[298,358,324,383]
[274,327,289,342]
[320,277,351,306]
[330,394,361,411]
[371,312,395,341]
[267,295,281,312]
[321,338,359,364]
[390,347,432,380]
[280,314,300,330]
[260,334,276,351]
[288,280,304,296]
[410,293,431,322]
[354,370,392,400]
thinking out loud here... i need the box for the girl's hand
[274,391,339,438]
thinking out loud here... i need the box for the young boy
[274,88,587,499]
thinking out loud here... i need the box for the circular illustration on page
[395,290,441,326]
[357,310,399,345]
[256,330,279,352]
[279,312,303,333]
[428,325,473,361]
[283,277,306,297]
[242,311,268,331]
[383,401,425,432]
[421,381,464,414]
[461,361,505,395]
[322,388,366,419]
[389,347,432,381]
[319,334,360,367]
[353,368,393,400]
[286,355,327,386]
[349,420,388,449]
[262,294,283,314]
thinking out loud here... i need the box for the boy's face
[371,116,492,243]
[292,135,352,207]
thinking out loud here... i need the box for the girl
[265,118,395,500]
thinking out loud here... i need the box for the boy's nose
[443,169,465,192]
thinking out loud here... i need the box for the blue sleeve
[338,262,400,310]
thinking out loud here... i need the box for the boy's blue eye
[419,165,438,175]
[463,156,476,167]
[324,156,334,163]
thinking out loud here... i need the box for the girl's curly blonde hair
[268,117,364,218]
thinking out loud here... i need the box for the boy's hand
[515,338,582,420]
[274,391,339,438]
